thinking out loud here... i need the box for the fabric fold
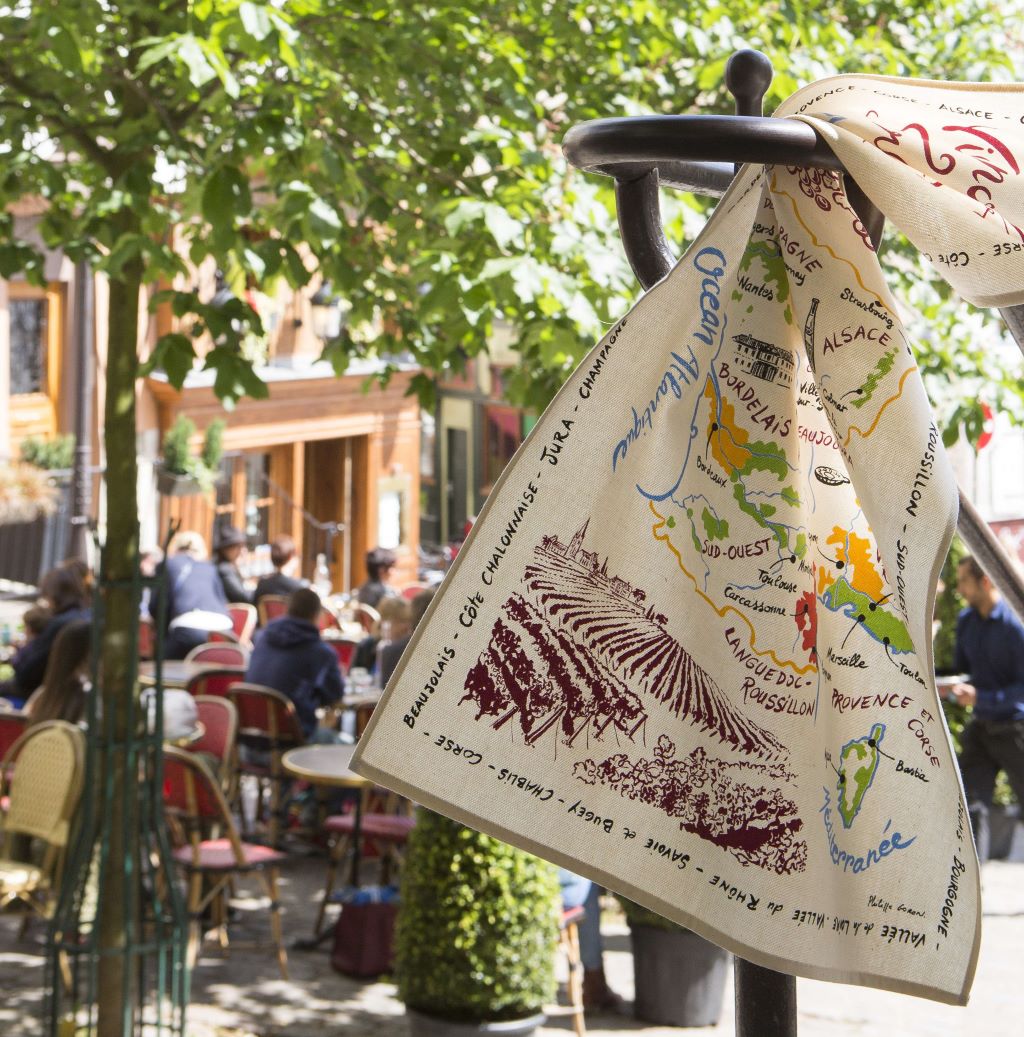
[353,74,1024,1003]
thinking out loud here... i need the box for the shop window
[9,297,47,395]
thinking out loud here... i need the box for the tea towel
[354,75,1024,1003]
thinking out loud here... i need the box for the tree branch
[0,59,115,172]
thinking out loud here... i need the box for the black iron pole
[68,259,94,562]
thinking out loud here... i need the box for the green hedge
[614,895,685,932]
[395,809,559,1023]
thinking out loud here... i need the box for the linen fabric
[354,75,1024,1003]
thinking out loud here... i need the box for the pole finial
[724,49,774,117]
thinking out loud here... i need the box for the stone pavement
[2,839,1024,1037]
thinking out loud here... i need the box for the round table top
[138,659,245,688]
[281,743,370,787]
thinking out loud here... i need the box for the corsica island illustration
[461,523,807,875]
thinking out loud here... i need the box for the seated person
[8,566,91,704]
[213,524,253,605]
[26,619,92,726]
[0,604,51,709]
[356,547,398,609]
[244,588,345,741]
[352,595,412,674]
[254,535,305,620]
[60,556,94,605]
[379,587,435,687]
[161,531,232,660]
[558,869,622,1012]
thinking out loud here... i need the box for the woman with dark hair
[7,565,91,703]
[254,534,305,619]
[213,524,253,604]
[25,619,92,726]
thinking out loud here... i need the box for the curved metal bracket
[562,49,1024,623]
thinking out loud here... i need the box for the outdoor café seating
[312,787,415,940]
[185,642,250,667]
[192,696,239,798]
[227,683,304,846]
[162,747,289,978]
[256,594,288,627]
[227,603,257,645]
[184,669,245,700]
[0,720,85,925]
[0,709,28,763]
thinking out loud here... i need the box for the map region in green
[821,579,914,653]
[837,722,885,829]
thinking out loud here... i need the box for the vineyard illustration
[461,522,807,873]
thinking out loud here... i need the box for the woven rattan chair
[0,720,85,923]
[162,747,288,977]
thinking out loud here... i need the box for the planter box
[989,803,1020,861]
[156,469,204,497]
[406,1010,545,1037]
[630,925,730,1027]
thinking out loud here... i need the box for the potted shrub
[934,538,1019,858]
[616,896,730,1028]
[156,415,225,496]
[395,809,560,1036]
[19,433,76,471]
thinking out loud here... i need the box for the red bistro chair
[208,628,241,645]
[138,616,156,661]
[326,636,360,675]
[0,710,29,766]
[317,607,341,633]
[401,584,427,601]
[349,603,380,634]
[227,603,257,645]
[256,594,288,627]
[313,790,415,939]
[162,747,288,978]
[227,683,304,847]
[185,642,250,667]
[185,669,246,701]
[190,696,239,798]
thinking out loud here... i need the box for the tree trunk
[96,250,143,1037]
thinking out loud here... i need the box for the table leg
[349,791,364,887]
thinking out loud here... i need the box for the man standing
[245,588,345,741]
[953,554,1024,861]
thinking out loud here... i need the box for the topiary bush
[201,418,225,472]
[161,415,195,475]
[160,414,223,493]
[395,809,560,1024]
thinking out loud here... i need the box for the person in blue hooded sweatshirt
[245,587,345,741]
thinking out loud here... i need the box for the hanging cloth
[354,75,1024,1003]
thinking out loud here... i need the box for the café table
[282,743,374,950]
[138,659,244,690]
[281,745,373,877]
